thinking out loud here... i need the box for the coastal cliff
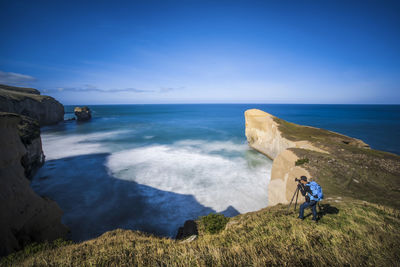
[245,109,400,209]
[0,112,68,256]
[0,84,64,126]
[2,108,400,266]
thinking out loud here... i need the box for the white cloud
[159,86,185,93]
[42,84,154,93]
[0,70,36,85]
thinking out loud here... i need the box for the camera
[295,178,301,182]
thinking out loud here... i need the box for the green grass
[2,199,399,266]
[290,145,400,210]
[0,84,40,95]
[295,158,309,166]
[273,116,369,150]
[272,115,400,210]
[0,87,52,103]
[200,213,230,234]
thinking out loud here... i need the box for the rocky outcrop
[245,109,327,159]
[74,106,91,121]
[244,109,396,208]
[245,109,326,206]
[0,84,64,126]
[0,112,68,256]
[176,220,198,240]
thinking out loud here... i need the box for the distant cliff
[245,109,400,209]
[0,84,64,126]
[0,112,68,256]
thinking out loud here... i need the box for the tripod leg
[294,187,299,211]
[287,186,299,211]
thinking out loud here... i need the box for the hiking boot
[297,216,304,220]
[312,218,318,223]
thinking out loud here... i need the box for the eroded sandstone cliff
[245,109,400,209]
[245,109,327,206]
[0,112,68,256]
[0,84,64,126]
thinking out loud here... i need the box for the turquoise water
[32,104,400,241]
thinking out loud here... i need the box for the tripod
[287,185,300,211]
[288,184,323,215]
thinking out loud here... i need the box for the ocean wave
[105,140,271,214]
[41,131,127,160]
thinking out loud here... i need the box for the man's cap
[300,176,307,181]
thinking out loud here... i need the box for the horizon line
[62,103,400,106]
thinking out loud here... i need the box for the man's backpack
[307,181,324,201]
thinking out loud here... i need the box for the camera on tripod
[295,176,307,183]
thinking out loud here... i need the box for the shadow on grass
[318,203,339,216]
[302,203,339,220]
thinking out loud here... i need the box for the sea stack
[74,106,92,121]
[245,109,400,209]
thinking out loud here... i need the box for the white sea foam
[41,131,126,160]
[174,139,248,153]
[106,140,272,213]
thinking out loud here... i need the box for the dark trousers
[299,200,318,220]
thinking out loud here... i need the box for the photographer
[297,176,318,222]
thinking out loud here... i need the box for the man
[297,176,318,222]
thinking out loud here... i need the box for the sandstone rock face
[245,109,326,206]
[245,109,295,159]
[269,150,311,206]
[0,84,64,126]
[74,106,92,121]
[245,109,326,159]
[0,112,68,256]
[245,109,327,206]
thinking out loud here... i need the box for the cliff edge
[0,113,68,256]
[0,84,64,126]
[245,109,400,208]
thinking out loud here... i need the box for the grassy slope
[0,87,50,103]
[274,117,400,209]
[0,84,40,95]
[2,199,400,266]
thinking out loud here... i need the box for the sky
[0,0,399,104]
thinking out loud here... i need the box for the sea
[31,104,400,241]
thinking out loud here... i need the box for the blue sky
[0,0,399,104]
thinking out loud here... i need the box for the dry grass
[2,199,400,266]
